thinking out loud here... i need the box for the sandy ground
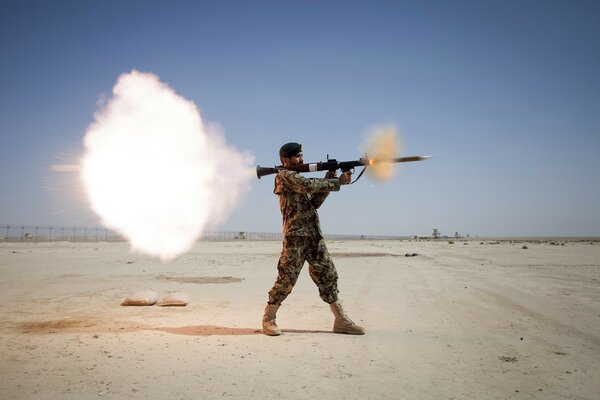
[0,239,599,400]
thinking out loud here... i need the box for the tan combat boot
[330,300,365,335]
[262,304,281,336]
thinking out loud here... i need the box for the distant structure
[413,228,460,241]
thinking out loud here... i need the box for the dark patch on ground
[16,319,259,336]
[18,319,98,333]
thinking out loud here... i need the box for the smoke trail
[360,124,402,181]
[80,70,254,261]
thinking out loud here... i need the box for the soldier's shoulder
[278,169,302,181]
[278,169,297,177]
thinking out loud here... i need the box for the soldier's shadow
[153,325,261,336]
[281,328,333,334]
[153,326,333,335]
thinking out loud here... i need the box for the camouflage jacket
[274,170,341,237]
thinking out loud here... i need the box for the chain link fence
[0,224,407,243]
[1,225,120,242]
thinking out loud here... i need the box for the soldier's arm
[310,192,329,209]
[310,171,336,208]
[280,170,341,194]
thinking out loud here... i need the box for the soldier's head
[279,142,303,168]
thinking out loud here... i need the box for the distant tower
[432,228,440,239]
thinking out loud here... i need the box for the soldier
[262,142,365,336]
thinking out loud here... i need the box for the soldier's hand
[325,170,337,179]
[339,171,352,185]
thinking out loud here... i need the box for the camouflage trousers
[267,236,339,306]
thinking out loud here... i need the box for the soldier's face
[282,152,303,168]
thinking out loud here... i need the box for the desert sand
[0,239,599,399]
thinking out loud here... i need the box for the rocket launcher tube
[256,155,431,179]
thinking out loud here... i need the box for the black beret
[279,142,302,158]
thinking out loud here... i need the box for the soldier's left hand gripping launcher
[256,155,431,184]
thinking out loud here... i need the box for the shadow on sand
[154,325,261,336]
[16,319,334,336]
[281,328,333,334]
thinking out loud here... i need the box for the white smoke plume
[80,70,254,261]
[360,124,403,181]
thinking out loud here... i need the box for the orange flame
[360,124,402,181]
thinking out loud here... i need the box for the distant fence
[0,224,408,243]
[0,225,122,242]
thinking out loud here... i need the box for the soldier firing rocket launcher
[256,154,431,183]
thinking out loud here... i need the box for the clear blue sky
[1,0,599,237]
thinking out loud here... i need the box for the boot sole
[263,329,281,336]
[333,328,365,335]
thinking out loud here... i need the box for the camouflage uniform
[267,170,342,305]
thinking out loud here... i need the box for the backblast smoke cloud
[80,70,254,261]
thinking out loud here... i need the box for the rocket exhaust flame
[360,124,402,181]
[80,70,254,261]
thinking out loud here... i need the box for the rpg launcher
[256,155,431,184]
